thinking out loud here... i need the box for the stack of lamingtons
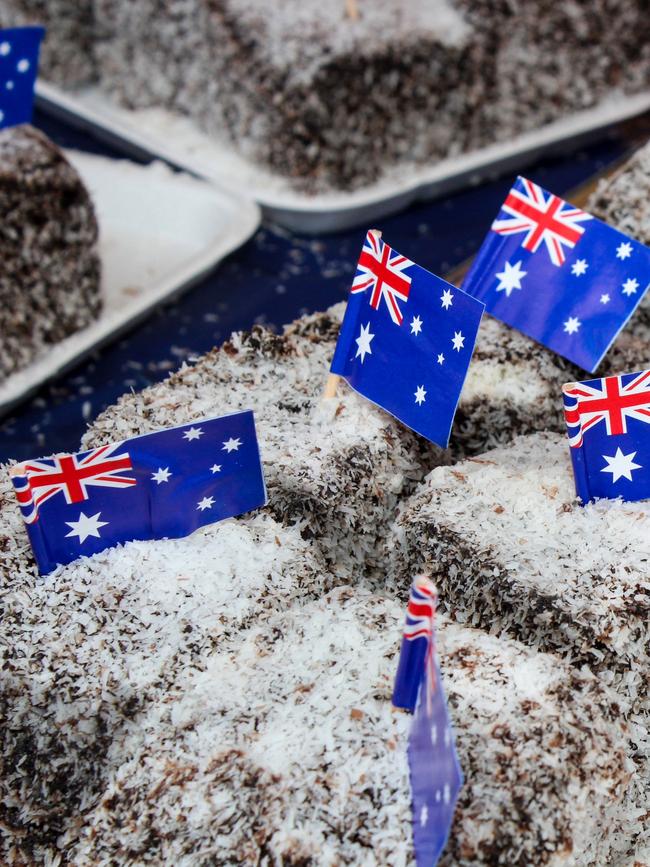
[2,133,650,867]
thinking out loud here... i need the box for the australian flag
[11,410,267,575]
[393,576,463,867]
[462,176,650,372]
[564,368,650,503]
[330,230,484,448]
[0,27,44,130]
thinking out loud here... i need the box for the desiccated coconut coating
[11,585,641,866]
[0,460,328,865]
[0,0,96,87]
[454,315,650,457]
[391,431,650,714]
[0,124,101,382]
[82,306,442,577]
[92,0,650,191]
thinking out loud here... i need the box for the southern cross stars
[414,385,427,405]
[222,437,242,453]
[65,511,108,544]
[440,289,454,310]
[495,259,527,296]
[197,496,215,511]
[622,277,639,297]
[600,294,610,305]
[151,467,172,484]
[410,315,423,336]
[355,322,375,362]
[437,353,445,365]
[183,426,203,442]
[563,316,581,335]
[451,331,465,351]
[571,259,588,276]
[616,241,632,260]
[601,448,641,483]
[210,464,222,474]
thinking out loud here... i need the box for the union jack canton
[563,368,650,503]
[462,176,650,372]
[12,411,267,575]
[331,230,484,448]
[393,576,463,867]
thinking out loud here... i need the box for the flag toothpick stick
[345,0,360,20]
[323,373,340,399]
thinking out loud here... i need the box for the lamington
[92,0,650,191]
[0,1,96,87]
[391,431,650,712]
[10,584,641,866]
[82,306,440,577]
[0,460,328,864]
[0,124,101,382]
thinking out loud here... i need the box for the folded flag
[11,410,267,575]
[393,576,463,867]
[330,230,484,447]
[461,175,650,372]
[564,369,650,503]
[0,27,44,130]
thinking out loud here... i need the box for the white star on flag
[410,315,423,336]
[601,448,641,482]
[0,42,10,56]
[355,322,375,362]
[622,277,639,297]
[17,58,30,73]
[222,437,242,453]
[451,331,465,351]
[210,464,222,474]
[616,241,632,260]
[437,353,445,365]
[197,496,215,511]
[563,316,581,335]
[414,385,427,405]
[151,467,172,484]
[571,259,588,276]
[65,511,108,544]
[440,289,454,310]
[600,294,610,305]
[420,805,428,827]
[495,259,527,296]
[183,427,204,441]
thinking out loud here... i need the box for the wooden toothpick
[323,373,340,400]
[345,0,359,20]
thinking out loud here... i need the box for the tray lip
[36,79,650,223]
[0,147,261,418]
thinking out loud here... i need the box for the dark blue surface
[0,108,639,462]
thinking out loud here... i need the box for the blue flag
[330,231,484,448]
[0,27,44,130]
[564,369,650,503]
[11,411,267,575]
[393,576,463,867]
[462,176,650,372]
